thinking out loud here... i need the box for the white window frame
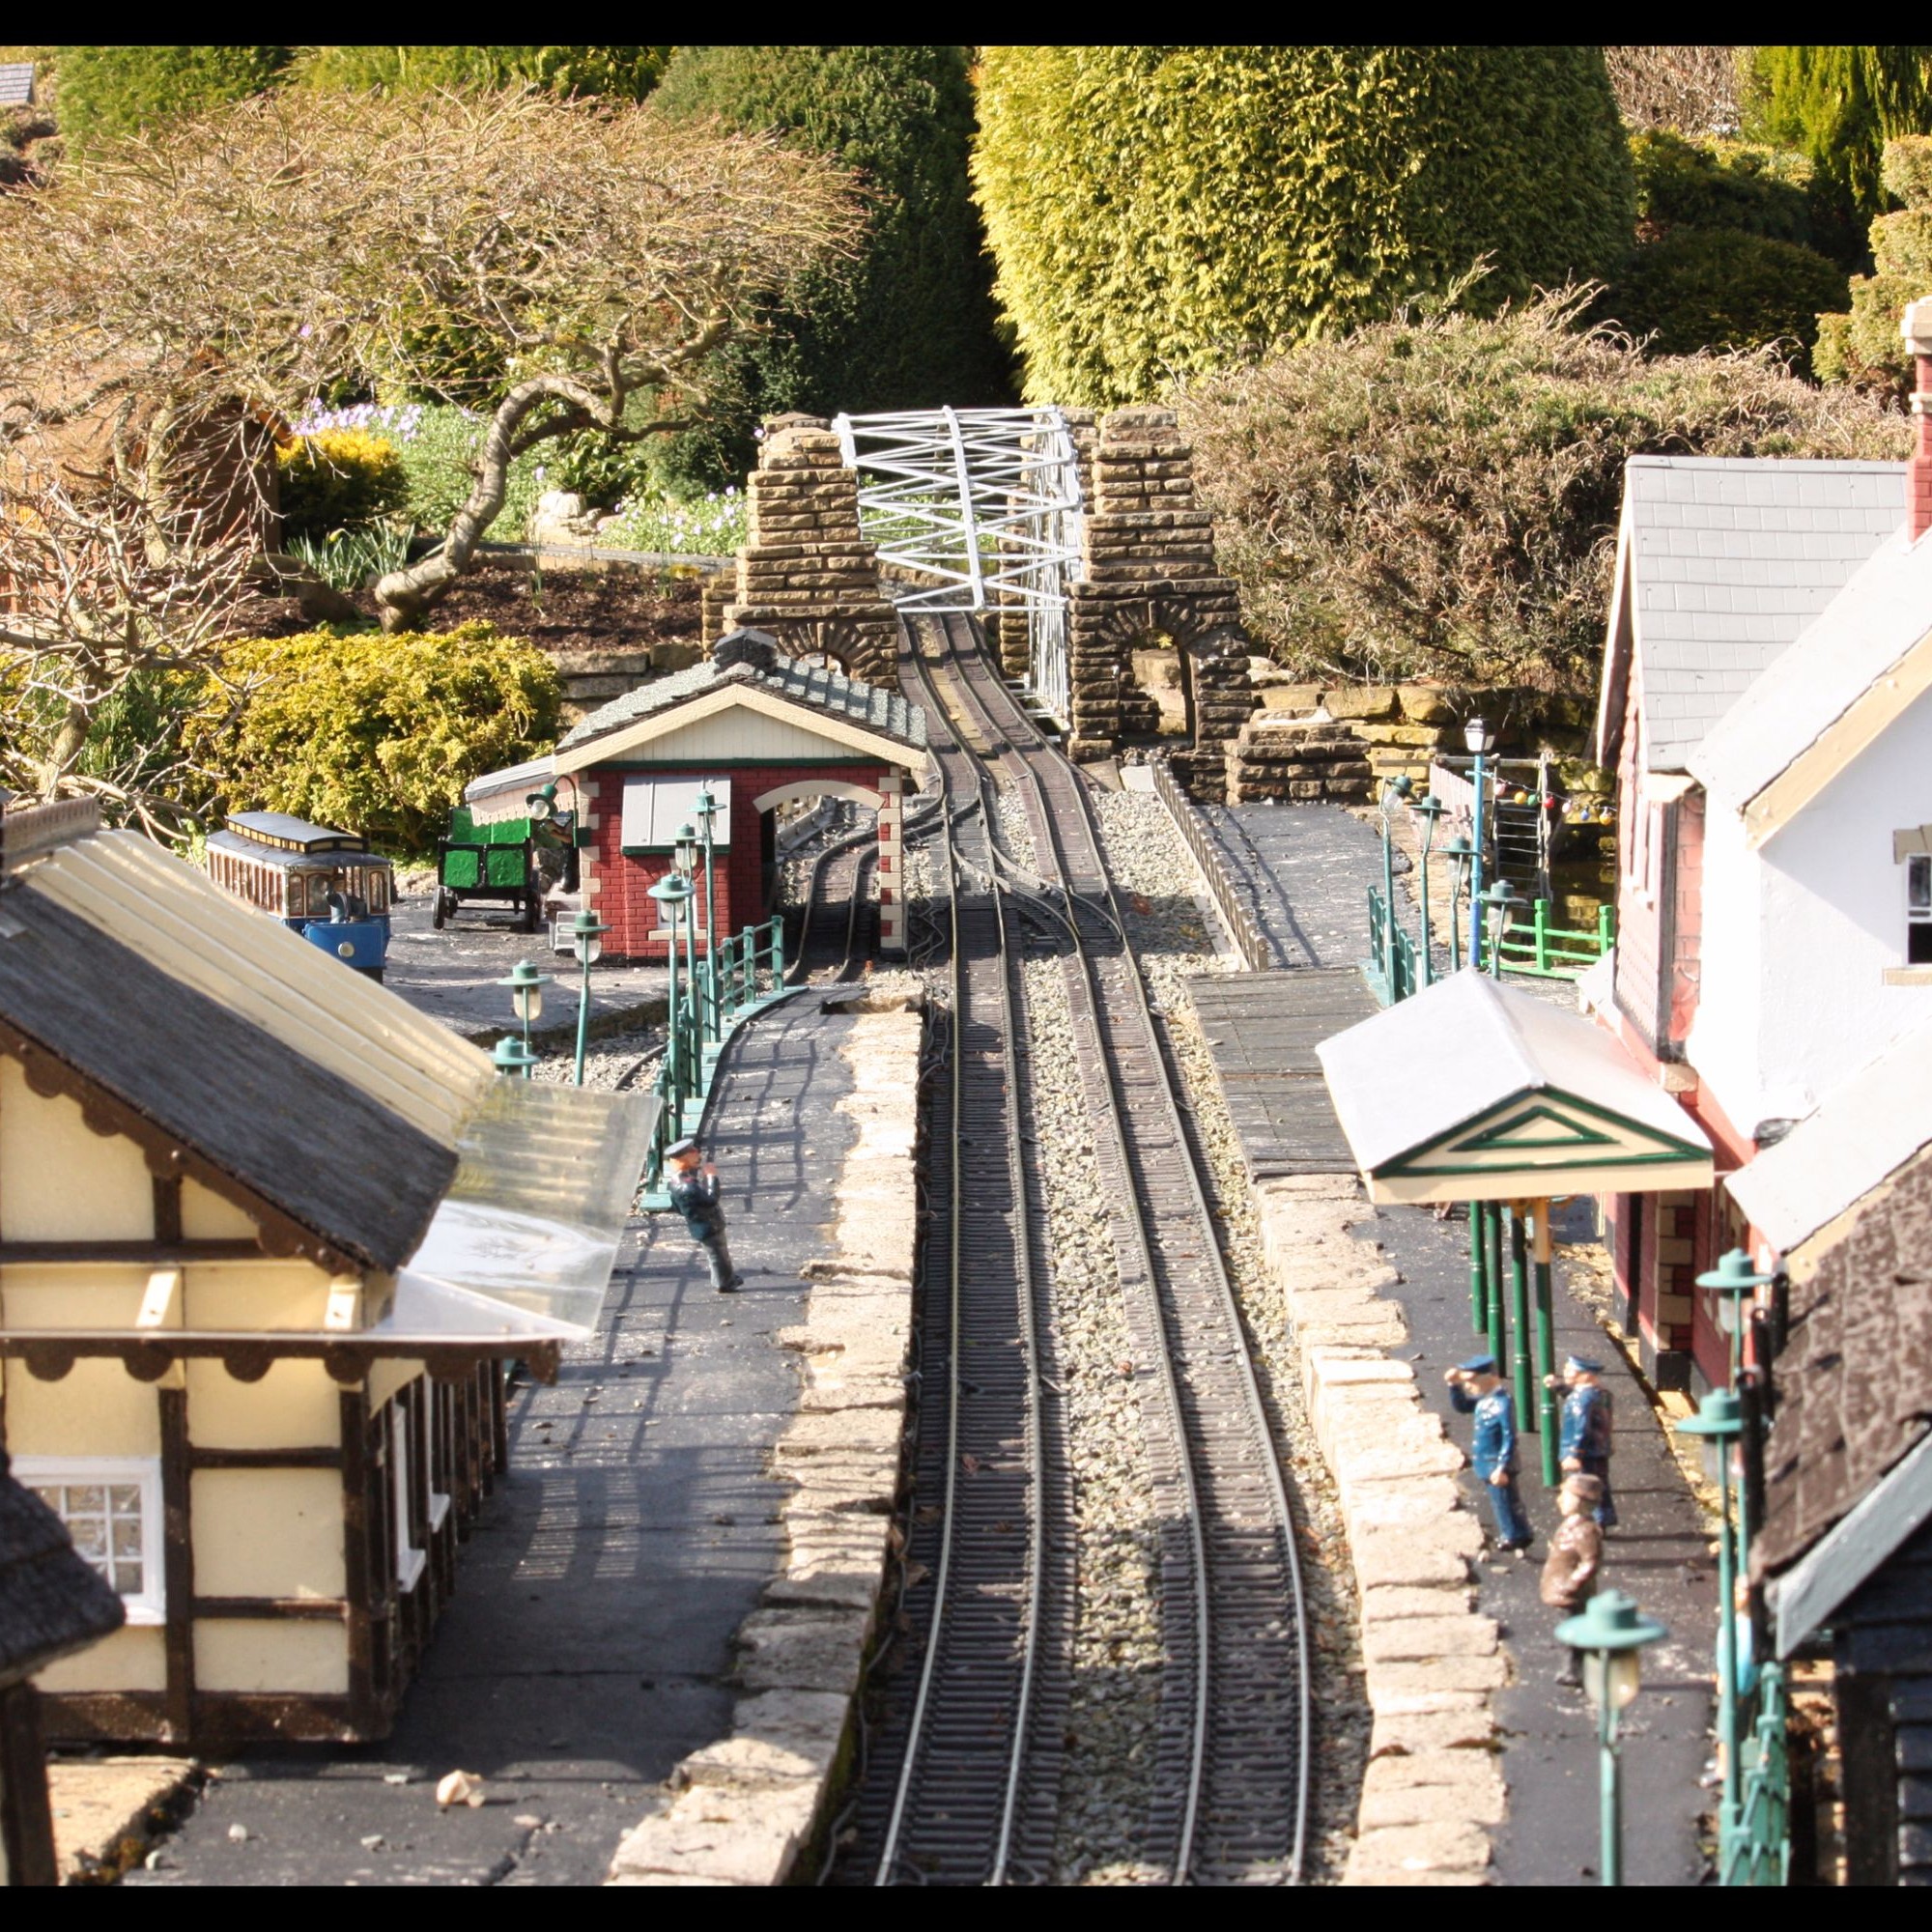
[15,1455,165,1626]
[1909,853,1932,965]
[387,1404,427,1594]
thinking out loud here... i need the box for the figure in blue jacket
[1548,1353,1617,1528]
[666,1135,744,1293]
[1446,1352,1533,1553]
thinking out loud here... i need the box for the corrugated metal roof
[1619,457,1902,773]
[1728,1019,1932,1257]
[1692,520,1932,812]
[1317,969,1710,1177]
[557,653,926,754]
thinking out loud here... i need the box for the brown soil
[233,560,704,660]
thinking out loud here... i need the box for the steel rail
[927,611,1313,1885]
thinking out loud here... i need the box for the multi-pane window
[1911,855,1932,966]
[15,1457,164,1624]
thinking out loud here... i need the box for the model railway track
[861,611,1310,1885]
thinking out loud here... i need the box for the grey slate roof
[0,1451,125,1685]
[557,651,927,755]
[1610,456,1903,773]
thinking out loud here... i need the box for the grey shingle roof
[1620,457,1902,772]
[557,648,927,755]
[0,1452,126,1683]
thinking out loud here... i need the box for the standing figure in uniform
[1445,1352,1533,1554]
[1547,1352,1616,1528]
[1541,1472,1606,1686]
[665,1135,745,1293]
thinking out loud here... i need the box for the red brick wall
[1666,786,1704,1047]
[577,760,894,958]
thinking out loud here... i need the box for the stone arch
[753,778,887,813]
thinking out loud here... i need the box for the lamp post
[1376,774,1414,997]
[525,781,558,828]
[1679,1389,1746,1849]
[1697,1247,1771,1390]
[1482,878,1521,980]
[1411,791,1444,985]
[694,785,720,1040]
[1443,834,1472,973]
[646,871,693,1125]
[492,1035,537,1078]
[1463,716,1496,969]
[1554,1589,1669,1887]
[497,959,551,1057]
[567,906,608,1089]
[673,823,701,1076]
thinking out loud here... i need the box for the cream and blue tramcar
[203,811,395,979]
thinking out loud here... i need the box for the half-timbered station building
[465,627,929,960]
[0,798,656,1747]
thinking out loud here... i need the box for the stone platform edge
[1256,1176,1507,1886]
[607,1001,923,1886]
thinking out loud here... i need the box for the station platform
[1188,800,1717,1887]
[128,995,863,1888]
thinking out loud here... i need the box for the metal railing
[1150,756,1272,971]
[1721,1662,1792,1887]
[833,406,1084,726]
[1366,887,1421,1006]
[1495,898,1615,980]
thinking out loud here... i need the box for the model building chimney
[1906,299,1932,542]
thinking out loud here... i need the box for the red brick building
[469,630,928,961]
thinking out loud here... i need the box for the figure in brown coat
[1541,1472,1605,1688]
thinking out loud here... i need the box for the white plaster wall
[1689,678,1932,1129]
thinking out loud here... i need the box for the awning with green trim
[1316,970,1713,1205]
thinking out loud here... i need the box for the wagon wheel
[433,887,453,929]
[520,887,541,935]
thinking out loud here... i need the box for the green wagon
[433,808,540,933]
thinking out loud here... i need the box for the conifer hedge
[55,45,292,148]
[296,46,669,99]
[972,45,1634,407]
[649,44,1011,490]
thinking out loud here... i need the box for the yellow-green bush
[192,623,561,853]
[1816,135,1932,395]
[276,428,410,543]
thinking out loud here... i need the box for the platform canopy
[1316,970,1714,1206]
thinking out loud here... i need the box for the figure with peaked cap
[1445,1352,1533,1554]
[665,1136,744,1293]
[1545,1352,1617,1528]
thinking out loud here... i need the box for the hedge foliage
[192,624,562,853]
[1747,44,1932,246]
[972,45,1634,408]
[1816,136,1932,394]
[275,429,410,544]
[1630,130,1819,245]
[1176,290,1911,696]
[295,45,669,99]
[649,45,1010,490]
[54,45,291,147]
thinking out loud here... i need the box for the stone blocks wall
[724,414,897,685]
[1065,407,1256,800]
[1233,681,1460,804]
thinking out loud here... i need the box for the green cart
[433,808,540,933]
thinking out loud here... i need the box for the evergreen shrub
[192,624,562,854]
[55,45,291,147]
[1630,130,1819,244]
[276,428,410,543]
[1176,290,1910,695]
[971,45,1634,407]
[1816,135,1932,393]
[649,44,1011,490]
[296,46,669,99]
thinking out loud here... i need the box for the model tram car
[204,811,395,980]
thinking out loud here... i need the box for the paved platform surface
[384,880,666,1038]
[1198,801,1716,1885]
[130,996,858,1888]
[1188,969,1376,1178]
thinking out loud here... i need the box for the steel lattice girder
[831,407,1084,613]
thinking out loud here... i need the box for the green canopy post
[1533,1201,1560,1486]
[1508,1204,1534,1438]
[1469,1200,1491,1335]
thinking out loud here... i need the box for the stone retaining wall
[1255,1176,1506,1885]
[1230,683,1459,804]
[607,1002,922,1886]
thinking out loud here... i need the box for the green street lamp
[567,906,608,1089]
[647,871,693,1125]
[1411,791,1445,986]
[1696,1247,1771,1388]
[694,785,721,1041]
[525,781,559,827]
[1482,878,1522,980]
[497,958,551,1056]
[672,823,702,1076]
[1679,1388,1747,1848]
[1377,773,1414,996]
[1463,715,1496,968]
[492,1034,537,1079]
[1442,834,1473,973]
[1553,1589,1669,1888]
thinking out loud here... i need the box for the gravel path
[1091,789,1371,1885]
